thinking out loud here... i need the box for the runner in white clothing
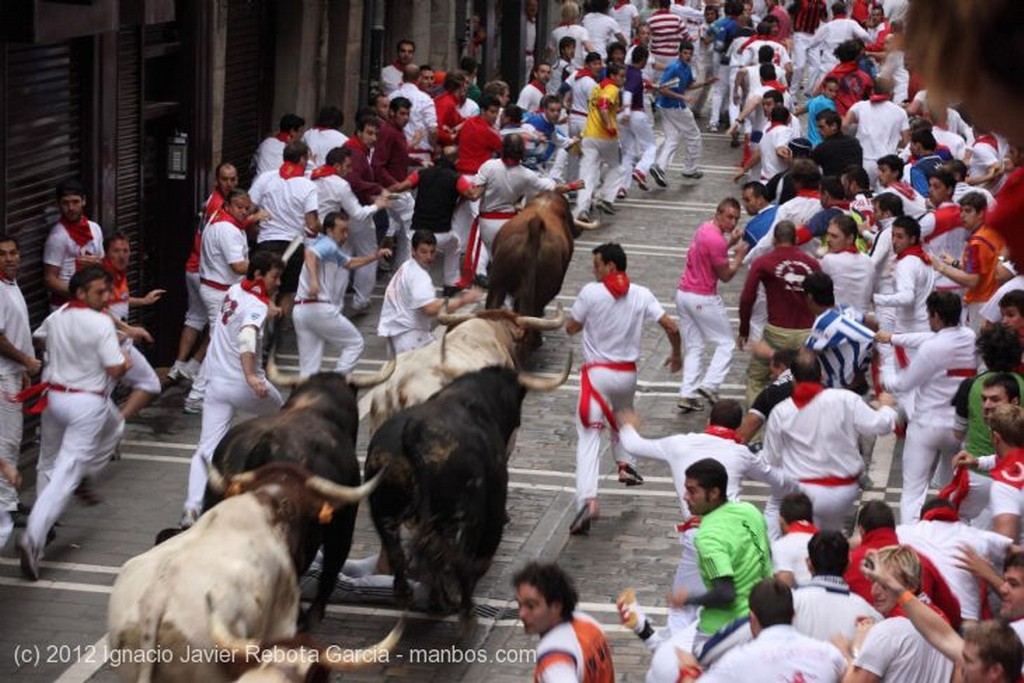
[565,243,681,534]
[15,266,128,580]
[379,39,415,96]
[253,114,305,176]
[772,492,817,586]
[293,212,391,378]
[180,251,286,528]
[42,180,105,311]
[301,106,348,171]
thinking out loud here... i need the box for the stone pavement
[0,128,910,682]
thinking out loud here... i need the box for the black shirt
[812,133,864,178]
[410,166,463,233]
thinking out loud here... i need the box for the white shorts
[183,271,206,331]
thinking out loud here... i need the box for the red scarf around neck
[241,277,270,305]
[60,215,94,248]
[991,448,1024,490]
[310,165,339,180]
[975,134,998,150]
[274,132,291,143]
[796,188,820,199]
[214,209,247,231]
[792,381,825,409]
[869,93,892,103]
[763,80,787,93]
[786,520,819,535]
[705,425,741,443]
[834,245,860,255]
[101,257,126,286]
[501,158,521,167]
[602,272,630,299]
[896,244,931,265]
[921,507,959,523]
[830,61,859,76]
[0,267,13,285]
[279,161,305,179]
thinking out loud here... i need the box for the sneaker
[596,199,616,215]
[617,462,644,486]
[616,187,627,200]
[569,500,599,536]
[708,122,720,133]
[632,169,649,191]
[649,165,668,188]
[167,361,185,383]
[15,532,39,581]
[348,302,371,317]
[681,170,704,179]
[696,387,720,404]
[179,508,200,530]
[183,398,203,415]
[676,396,704,413]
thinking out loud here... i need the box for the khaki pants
[746,323,810,405]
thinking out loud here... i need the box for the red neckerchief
[704,425,741,443]
[279,161,305,179]
[274,132,290,143]
[939,466,971,511]
[60,215,93,248]
[992,168,1024,268]
[101,257,127,288]
[992,448,1024,490]
[786,520,819,535]
[240,277,270,305]
[869,93,892,103]
[602,272,630,299]
[739,34,774,52]
[614,0,630,8]
[390,59,403,70]
[830,61,859,76]
[213,208,247,231]
[763,80,787,93]
[575,68,595,81]
[835,246,860,255]
[599,77,615,89]
[922,507,959,523]
[310,165,339,180]
[796,188,820,199]
[896,244,931,265]
[887,181,918,200]
[344,136,370,156]
[204,187,226,222]
[0,268,13,286]
[501,158,521,167]
[975,134,998,150]
[529,80,545,94]
[63,300,91,310]
[830,200,852,210]
[792,381,825,409]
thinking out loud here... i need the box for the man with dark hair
[566,243,681,533]
[772,492,816,585]
[820,38,872,117]
[514,560,613,682]
[674,578,846,682]
[435,71,468,148]
[736,347,797,442]
[254,113,306,175]
[179,251,285,529]
[652,40,716,184]
[920,168,966,294]
[842,76,910,187]
[876,291,977,523]
[516,61,551,113]
[908,128,948,195]
[391,63,437,165]
[302,105,347,170]
[803,270,875,391]
[875,153,928,218]
[820,214,874,311]
[16,265,129,579]
[873,216,935,341]
[740,181,778,248]
[43,180,104,310]
[744,159,824,264]
[762,348,896,536]
[868,191,903,343]
[575,62,627,223]
[618,45,656,194]
[812,108,863,176]
[380,39,415,96]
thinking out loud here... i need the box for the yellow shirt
[582,81,620,140]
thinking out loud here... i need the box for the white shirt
[746,196,824,264]
[611,2,639,42]
[301,128,348,170]
[873,252,935,333]
[875,184,928,220]
[516,81,546,113]
[391,82,437,153]
[980,274,1024,324]
[207,281,270,383]
[581,12,620,59]
[933,127,967,161]
[968,138,1002,192]
[870,219,897,299]
[34,305,123,392]
[700,625,847,683]
[990,480,1024,544]
[249,170,319,243]
[549,24,591,70]
[253,135,286,176]
[809,17,870,64]
[854,616,954,683]
[669,4,704,42]
[848,100,910,160]
[0,280,33,377]
[475,158,556,214]
[296,234,351,307]
[380,63,403,96]
[793,576,883,642]
[772,531,813,584]
[764,388,897,480]
[618,426,795,521]
[821,251,875,312]
[199,219,249,287]
[569,281,664,363]
[883,326,977,427]
[920,202,967,289]
[315,174,380,223]
[568,72,598,117]
[378,258,436,338]
[534,612,609,683]
[43,220,105,287]
[759,123,794,182]
[897,520,1011,620]
[740,39,792,68]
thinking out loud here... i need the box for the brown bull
[485,191,580,322]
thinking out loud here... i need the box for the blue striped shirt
[805,306,874,389]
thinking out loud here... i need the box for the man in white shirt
[820,215,874,312]
[16,266,128,580]
[875,155,928,218]
[807,2,869,87]
[612,0,639,42]
[763,349,897,537]
[876,291,977,523]
[868,193,903,341]
[0,237,40,550]
[180,251,285,528]
[844,79,910,189]
[516,62,551,113]
[873,216,935,341]
[377,230,481,355]
[379,39,415,96]
[548,1,594,70]
[390,64,437,165]
[42,179,104,311]
[582,0,626,59]
[253,113,305,176]
[566,243,682,533]
[772,492,817,586]
[301,106,348,172]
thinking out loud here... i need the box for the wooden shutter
[116,27,145,322]
[221,0,267,188]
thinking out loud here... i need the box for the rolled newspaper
[618,588,638,629]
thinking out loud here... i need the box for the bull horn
[266,356,301,388]
[515,302,566,331]
[322,618,405,671]
[436,298,474,326]
[206,462,229,494]
[306,469,386,505]
[347,357,397,389]
[517,351,573,392]
[206,593,261,660]
[437,327,461,378]
[574,216,601,231]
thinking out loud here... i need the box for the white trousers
[435,232,461,287]
[475,217,511,277]
[619,112,656,190]
[792,32,818,92]
[184,378,282,512]
[121,344,161,394]
[0,372,23,512]
[292,302,365,377]
[901,421,959,523]
[187,284,230,403]
[27,392,123,551]
[348,215,378,309]
[708,61,731,125]
[574,137,622,218]
[676,291,735,398]
[183,271,207,331]
[764,481,860,540]
[386,193,415,268]
[388,329,435,356]
[575,366,637,508]
[657,108,703,175]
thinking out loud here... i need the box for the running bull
[109,462,390,683]
[365,341,572,615]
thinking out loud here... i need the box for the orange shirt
[962,224,1005,303]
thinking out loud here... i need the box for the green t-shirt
[694,500,773,634]
[959,371,1024,471]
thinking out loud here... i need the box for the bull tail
[519,214,545,318]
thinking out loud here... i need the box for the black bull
[364,355,571,616]
[205,372,365,628]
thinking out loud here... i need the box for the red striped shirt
[647,10,685,57]
[792,0,826,34]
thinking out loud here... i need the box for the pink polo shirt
[679,221,729,295]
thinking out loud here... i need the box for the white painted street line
[0,557,121,575]
[54,635,108,683]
